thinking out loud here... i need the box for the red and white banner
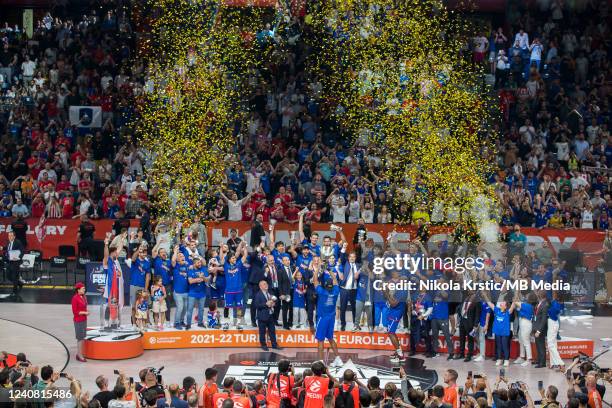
[0,219,129,258]
[206,221,606,268]
[0,218,606,262]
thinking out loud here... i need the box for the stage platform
[1,304,611,399]
[82,326,596,360]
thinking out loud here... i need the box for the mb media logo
[211,352,438,390]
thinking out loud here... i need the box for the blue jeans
[495,335,510,360]
[174,292,188,326]
[530,59,541,71]
[186,296,205,325]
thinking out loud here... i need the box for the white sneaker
[331,356,343,368]
[521,360,530,367]
[514,358,524,364]
[495,359,502,366]
[503,360,509,366]
[473,355,484,362]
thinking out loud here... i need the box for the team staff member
[254,280,281,350]
[266,359,295,408]
[455,292,481,362]
[533,290,549,368]
[313,263,343,367]
[197,368,218,408]
[338,251,360,331]
[71,282,89,362]
[2,230,24,295]
[409,289,433,358]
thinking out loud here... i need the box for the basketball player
[383,270,409,362]
[313,264,343,367]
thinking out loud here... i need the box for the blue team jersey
[518,303,534,320]
[207,311,219,327]
[130,257,151,287]
[271,249,287,264]
[173,263,190,294]
[151,286,165,301]
[431,301,449,320]
[293,280,307,308]
[188,267,208,298]
[548,300,562,321]
[301,240,321,256]
[153,257,172,286]
[296,254,313,272]
[316,285,340,316]
[225,260,244,293]
[356,274,369,302]
[137,300,148,312]
[480,301,491,327]
[492,307,511,336]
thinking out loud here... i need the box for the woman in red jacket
[72,282,89,362]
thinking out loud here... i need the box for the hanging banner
[22,9,33,39]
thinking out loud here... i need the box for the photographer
[266,359,294,408]
[137,369,165,406]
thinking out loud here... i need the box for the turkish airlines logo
[234,402,246,408]
[308,380,321,393]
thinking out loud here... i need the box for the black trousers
[458,319,475,357]
[249,284,259,326]
[8,261,20,293]
[339,288,356,328]
[535,332,547,365]
[281,298,293,328]
[409,317,432,353]
[305,287,316,327]
[258,319,278,347]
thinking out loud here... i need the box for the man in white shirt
[519,119,536,144]
[529,38,544,70]
[338,252,360,331]
[21,55,36,84]
[514,29,529,50]
[472,34,489,63]
[221,191,253,221]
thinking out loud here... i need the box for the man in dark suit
[277,255,293,329]
[254,280,282,351]
[456,292,481,362]
[3,231,24,295]
[338,251,360,331]
[248,253,267,327]
[533,290,549,368]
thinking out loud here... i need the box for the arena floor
[1,303,611,400]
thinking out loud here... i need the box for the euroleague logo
[308,379,321,393]
[149,337,157,344]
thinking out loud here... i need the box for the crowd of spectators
[1,351,609,408]
[0,0,609,232]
